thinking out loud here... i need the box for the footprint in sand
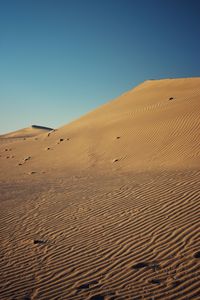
[90,295,104,300]
[151,278,161,285]
[132,262,160,271]
[112,158,119,163]
[24,156,31,162]
[77,280,99,291]
[194,251,200,258]
[132,262,149,269]
[57,138,64,144]
[33,239,46,245]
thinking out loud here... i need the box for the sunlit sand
[1,78,200,299]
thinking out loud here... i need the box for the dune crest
[0,125,54,139]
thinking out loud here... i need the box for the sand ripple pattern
[1,169,200,299]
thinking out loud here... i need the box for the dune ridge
[0,125,54,139]
[0,77,200,299]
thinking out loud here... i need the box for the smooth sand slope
[0,77,200,299]
[0,125,54,139]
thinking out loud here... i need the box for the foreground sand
[0,78,200,299]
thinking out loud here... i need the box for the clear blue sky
[0,0,200,134]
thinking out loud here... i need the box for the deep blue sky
[0,0,200,134]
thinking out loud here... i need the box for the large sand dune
[0,78,200,299]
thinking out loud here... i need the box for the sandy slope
[0,125,54,139]
[0,78,200,299]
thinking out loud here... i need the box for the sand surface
[0,78,200,299]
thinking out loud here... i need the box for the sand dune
[0,77,200,299]
[0,125,54,139]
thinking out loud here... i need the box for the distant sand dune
[0,125,54,139]
[0,78,200,299]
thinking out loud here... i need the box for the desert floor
[0,78,200,299]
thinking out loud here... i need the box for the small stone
[169,97,174,100]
